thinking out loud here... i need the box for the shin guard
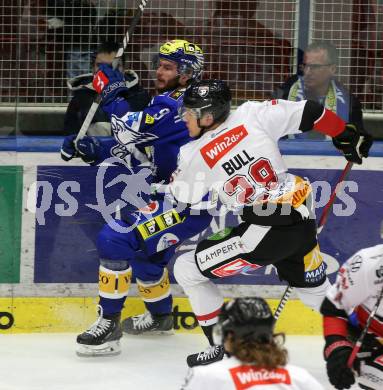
[99,265,132,299]
[137,268,171,309]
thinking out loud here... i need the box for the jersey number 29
[223,158,277,204]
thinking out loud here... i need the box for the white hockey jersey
[169,100,310,211]
[326,244,383,336]
[180,357,324,390]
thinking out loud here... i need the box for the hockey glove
[60,134,101,164]
[61,134,78,161]
[324,336,355,389]
[93,63,129,105]
[332,123,373,164]
[76,136,102,165]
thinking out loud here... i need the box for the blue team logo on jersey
[126,112,140,127]
[156,233,180,251]
[111,115,158,146]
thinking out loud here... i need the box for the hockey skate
[76,305,122,357]
[187,345,225,367]
[122,311,173,335]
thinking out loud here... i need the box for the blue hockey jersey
[98,88,192,184]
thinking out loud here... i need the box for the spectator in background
[46,0,97,79]
[274,41,363,139]
[181,297,324,390]
[64,41,150,135]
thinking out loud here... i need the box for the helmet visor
[178,105,201,121]
[153,54,194,78]
[178,103,212,121]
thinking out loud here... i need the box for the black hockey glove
[324,336,355,389]
[332,123,373,164]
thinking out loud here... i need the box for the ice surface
[0,334,360,390]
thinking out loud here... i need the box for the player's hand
[76,136,102,164]
[332,123,373,164]
[324,337,355,389]
[61,134,78,161]
[60,135,101,164]
[92,63,128,105]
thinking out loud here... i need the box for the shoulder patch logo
[145,114,155,124]
[169,90,183,100]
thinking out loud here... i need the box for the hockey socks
[98,262,132,315]
[137,268,172,314]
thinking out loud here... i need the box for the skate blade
[123,329,174,336]
[76,340,121,357]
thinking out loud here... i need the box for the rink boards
[1,138,383,334]
[0,297,321,334]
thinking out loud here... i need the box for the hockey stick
[317,161,354,234]
[347,286,383,368]
[274,161,354,319]
[274,285,293,320]
[74,0,149,145]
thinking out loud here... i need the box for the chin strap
[195,119,210,139]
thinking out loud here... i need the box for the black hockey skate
[76,305,122,357]
[187,345,225,367]
[122,311,173,335]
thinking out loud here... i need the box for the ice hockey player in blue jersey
[60,40,212,356]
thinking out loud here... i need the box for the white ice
[0,334,360,390]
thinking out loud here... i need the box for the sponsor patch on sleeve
[136,209,182,240]
[169,90,183,100]
[145,114,155,124]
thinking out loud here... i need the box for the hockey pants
[174,219,331,328]
[96,201,212,316]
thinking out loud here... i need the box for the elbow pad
[299,100,345,136]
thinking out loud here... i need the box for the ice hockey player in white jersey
[169,79,373,367]
[180,297,324,390]
[320,243,383,390]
